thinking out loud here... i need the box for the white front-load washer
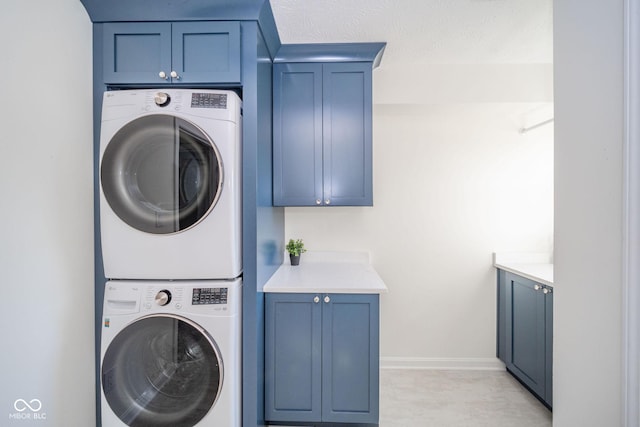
[100,279,241,427]
[99,89,242,280]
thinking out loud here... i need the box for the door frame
[623,0,640,424]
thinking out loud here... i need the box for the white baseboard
[380,357,506,371]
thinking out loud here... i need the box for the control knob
[155,290,172,306]
[154,92,171,107]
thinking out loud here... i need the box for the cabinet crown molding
[274,43,386,69]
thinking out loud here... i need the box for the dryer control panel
[192,287,228,305]
[191,92,228,109]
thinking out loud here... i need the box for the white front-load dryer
[100,279,241,427]
[99,89,241,280]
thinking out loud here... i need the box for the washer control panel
[192,287,228,305]
[132,280,240,316]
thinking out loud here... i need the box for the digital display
[191,93,227,109]
[192,287,228,305]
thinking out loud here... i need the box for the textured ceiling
[269,0,553,67]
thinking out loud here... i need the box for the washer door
[101,115,222,234]
[102,315,223,427]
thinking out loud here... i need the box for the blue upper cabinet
[273,43,384,207]
[273,62,372,206]
[103,22,241,85]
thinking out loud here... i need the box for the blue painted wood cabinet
[497,270,553,408]
[273,62,373,206]
[88,10,283,426]
[265,292,380,424]
[102,21,241,84]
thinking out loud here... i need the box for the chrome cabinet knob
[159,71,168,80]
[316,199,322,205]
[313,296,320,304]
[170,70,180,80]
[534,284,541,291]
[324,295,331,304]
[325,199,331,205]
[543,287,552,294]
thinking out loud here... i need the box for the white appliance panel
[99,89,242,280]
[100,279,241,427]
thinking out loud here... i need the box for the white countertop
[263,251,388,294]
[493,252,554,286]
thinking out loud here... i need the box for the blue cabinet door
[265,293,322,422]
[322,293,379,424]
[322,63,373,206]
[171,22,241,84]
[265,293,380,424]
[273,63,324,206]
[103,22,241,85]
[103,22,172,84]
[273,62,373,206]
[505,272,552,406]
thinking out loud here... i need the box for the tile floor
[379,369,552,427]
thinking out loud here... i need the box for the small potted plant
[286,238,307,266]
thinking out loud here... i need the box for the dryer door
[102,315,223,427]
[101,114,222,234]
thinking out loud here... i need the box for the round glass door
[101,115,223,234]
[102,315,223,427]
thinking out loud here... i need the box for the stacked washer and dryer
[98,89,243,427]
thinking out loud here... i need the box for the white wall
[286,96,554,365]
[553,0,624,425]
[0,1,95,426]
[0,1,557,423]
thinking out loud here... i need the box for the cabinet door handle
[313,296,320,304]
[170,70,180,80]
[543,287,552,294]
[159,71,168,80]
[534,284,541,291]
[325,199,331,205]
[324,295,331,304]
[315,199,322,205]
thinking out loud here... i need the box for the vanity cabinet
[102,21,241,85]
[273,62,373,206]
[497,270,553,408]
[265,292,379,424]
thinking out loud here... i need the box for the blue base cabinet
[102,21,241,85]
[265,293,380,425]
[497,270,553,408]
[273,62,373,207]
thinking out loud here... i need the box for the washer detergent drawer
[103,284,141,315]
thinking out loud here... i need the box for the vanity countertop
[493,252,554,286]
[263,251,388,294]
